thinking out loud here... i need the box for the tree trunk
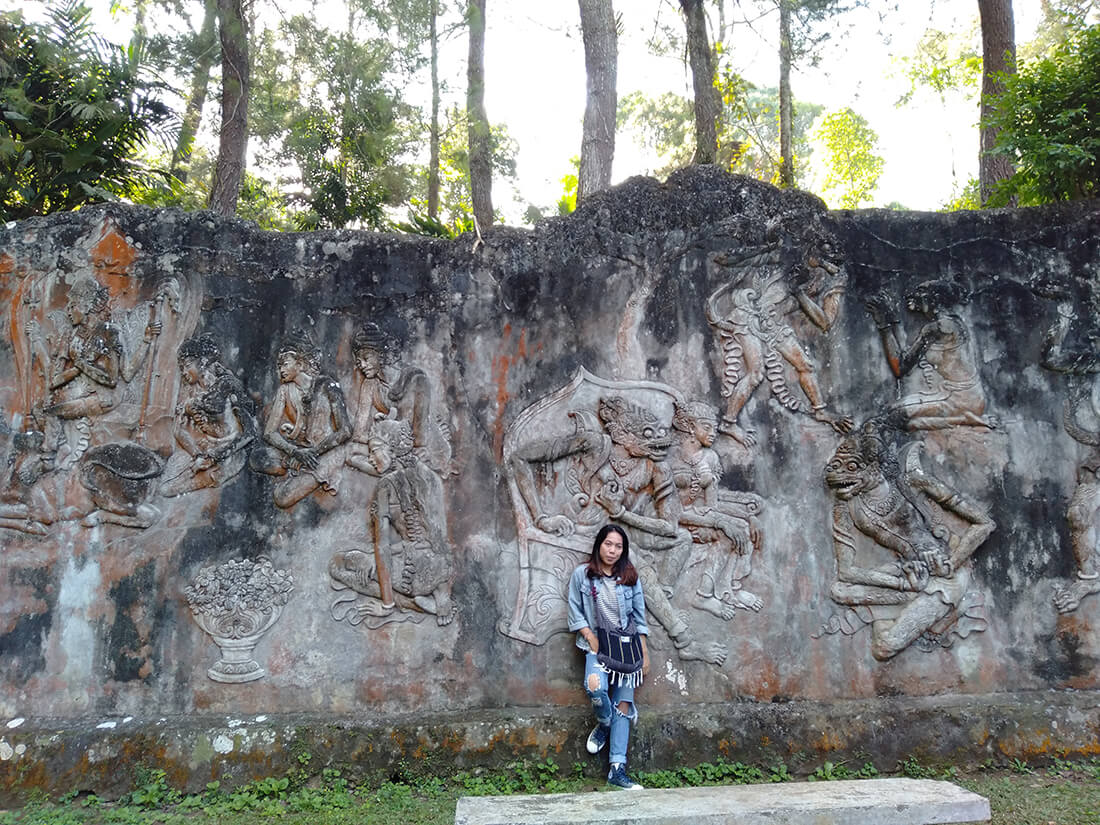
[466,0,493,231]
[577,0,618,203]
[978,0,1016,204]
[171,0,219,183]
[778,0,794,188]
[208,0,250,216]
[428,0,441,219]
[681,0,719,165]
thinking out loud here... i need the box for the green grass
[2,757,1098,825]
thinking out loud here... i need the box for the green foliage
[811,107,884,208]
[123,768,180,809]
[557,158,579,216]
[940,177,981,211]
[0,2,175,220]
[637,758,768,788]
[986,24,1100,205]
[248,13,420,230]
[897,755,940,779]
[619,77,822,187]
[896,27,981,107]
[618,90,694,177]
[406,105,517,230]
[807,760,878,781]
[718,69,823,187]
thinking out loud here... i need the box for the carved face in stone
[354,347,383,380]
[673,401,719,448]
[180,357,204,387]
[367,418,414,473]
[277,351,307,384]
[824,437,884,501]
[599,396,672,461]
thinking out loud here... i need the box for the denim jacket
[566,564,649,652]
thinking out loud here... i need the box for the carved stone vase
[185,557,294,684]
[190,605,283,683]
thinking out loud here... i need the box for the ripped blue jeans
[584,652,636,765]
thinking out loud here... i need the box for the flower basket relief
[185,557,294,683]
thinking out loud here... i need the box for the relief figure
[823,421,995,660]
[345,325,451,477]
[668,400,765,619]
[249,330,351,508]
[329,417,455,626]
[865,279,997,431]
[706,245,851,447]
[0,431,58,535]
[160,334,256,497]
[508,381,726,664]
[1040,303,1100,613]
[39,278,162,467]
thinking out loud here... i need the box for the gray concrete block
[454,778,990,825]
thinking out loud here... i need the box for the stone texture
[454,779,991,825]
[1,168,1100,801]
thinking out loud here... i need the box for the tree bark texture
[208,0,250,216]
[681,0,719,165]
[778,0,794,188]
[466,0,493,231]
[428,0,441,219]
[978,0,1016,204]
[577,0,618,203]
[171,0,219,183]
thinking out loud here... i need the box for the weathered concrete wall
[1,168,1099,799]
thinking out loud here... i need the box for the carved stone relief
[2,255,200,534]
[185,557,294,683]
[161,334,256,498]
[865,280,998,432]
[501,368,773,666]
[327,325,456,628]
[1038,294,1100,614]
[248,329,352,508]
[705,243,852,448]
[817,419,995,660]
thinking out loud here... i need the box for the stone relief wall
[1,170,1099,729]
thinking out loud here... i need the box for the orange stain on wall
[90,225,138,293]
[491,325,529,459]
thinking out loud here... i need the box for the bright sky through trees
[479,1,1041,215]
[7,0,1046,221]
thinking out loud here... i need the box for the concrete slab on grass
[454,778,990,825]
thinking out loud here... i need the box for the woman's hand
[641,637,650,676]
[581,628,598,653]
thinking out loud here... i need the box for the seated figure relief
[0,431,58,536]
[502,368,771,666]
[2,276,181,533]
[1039,298,1100,614]
[160,334,256,498]
[706,244,852,448]
[39,278,164,469]
[865,279,998,432]
[249,329,352,509]
[821,420,995,660]
[668,400,765,619]
[345,324,451,477]
[329,417,455,627]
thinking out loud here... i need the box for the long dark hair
[586,524,638,586]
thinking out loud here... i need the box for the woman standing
[567,524,650,790]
